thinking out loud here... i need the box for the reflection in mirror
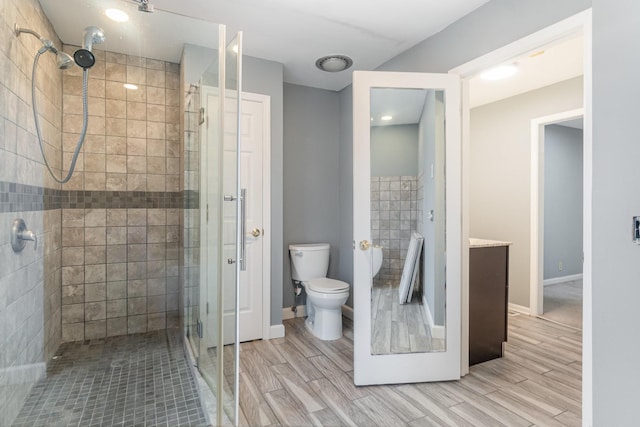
[370,88,446,355]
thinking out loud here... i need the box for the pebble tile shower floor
[12,330,208,427]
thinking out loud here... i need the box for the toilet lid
[307,278,350,293]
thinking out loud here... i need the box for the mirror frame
[353,71,462,385]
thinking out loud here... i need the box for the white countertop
[469,238,512,248]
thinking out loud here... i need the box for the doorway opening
[451,9,592,425]
[532,110,584,331]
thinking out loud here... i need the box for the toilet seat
[307,278,349,294]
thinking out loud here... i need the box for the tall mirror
[370,88,446,355]
[353,71,460,386]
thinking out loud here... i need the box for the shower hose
[32,46,89,184]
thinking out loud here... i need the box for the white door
[353,71,462,385]
[203,90,269,345]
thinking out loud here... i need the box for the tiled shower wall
[0,0,63,424]
[371,176,418,283]
[59,47,183,341]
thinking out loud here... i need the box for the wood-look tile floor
[371,280,445,354]
[238,312,582,427]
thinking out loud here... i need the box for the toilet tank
[289,243,330,281]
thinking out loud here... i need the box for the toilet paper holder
[11,218,37,252]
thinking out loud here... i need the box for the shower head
[74,26,105,69]
[15,25,75,70]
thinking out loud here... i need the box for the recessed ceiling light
[106,8,129,22]
[315,55,353,72]
[123,83,138,90]
[480,64,518,81]
[381,115,393,121]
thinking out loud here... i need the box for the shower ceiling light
[106,8,129,22]
[381,115,393,121]
[480,64,518,81]
[315,55,353,72]
[124,83,138,90]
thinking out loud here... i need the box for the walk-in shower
[15,24,105,184]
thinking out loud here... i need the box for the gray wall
[543,124,583,280]
[469,77,583,306]
[182,46,284,325]
[371,125,419,176]
[283,83,341,309]
[593,0,640,422]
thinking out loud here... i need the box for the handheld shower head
[82,26,106,52]
[74,26,105,69]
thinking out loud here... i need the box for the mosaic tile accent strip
[12,330,207,427]
[0,181,189,212]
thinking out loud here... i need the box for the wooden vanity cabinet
[469,244,509,366]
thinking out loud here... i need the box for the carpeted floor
[541,279,583,330]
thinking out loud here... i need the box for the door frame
[200,89,272,343]
[531,108,584,316]
[449,9,592,425]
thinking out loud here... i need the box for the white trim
[450,10,592,425]
[269,324,285,339]
[530,108,584,316]
[508,303,531,315]
[544,273,583,286]
[341,304,354,320]
[423,295,446,340]
[282,305,307,320]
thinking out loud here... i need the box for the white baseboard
[508,303,531,315]
[269,324,285,339]
[423,295,445,339]
[282,305,307,320]
[543,273,583,286]
[342,304,354,320]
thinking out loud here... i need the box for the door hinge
[199,107,205,126]
[206,302,209,314]
[206,203,209,223]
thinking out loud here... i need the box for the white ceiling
[39,0,490,91]
[469,35,584,108]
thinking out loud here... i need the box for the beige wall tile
[106,63,126,82]
[62,285,84,305]
[106,173,127,190]
[148,312,166,331]
[85,209,107,226]
[62,323,84,341]
[106,263,127,282]
[85,302,106,321]
[106,154,127,173]
[127,244,147,262]
[147,278,166,296]
[85,246,106,265]
[128,297,147,316]
[105,81,126,100]
[106,52,127,64]
[107,300,127,318]
[85,282,106,302]
[84,172,106,190]
[106,136,127,154]
[85,320,106,339]
[106,209,127,225]
[127,209,147,225]
[127,66,147,85]
[147,86,165,105]
[84,153,106,172]
[63,228,84,247]
[126,85,147,103]
[107,318,127,337]
[127,262,146,280]
[147,104,165,122]
[127,101,146,120]
[62,266,85,286]
[147,174,165,191]
[106,117,127,136]
[147,210,166,225]
[127,155,146,173]
[107,281,127,300]
[85,264,106,283]
[148,139,166,156]
[128,279,147,298]
[127,315,147,334]
[85,227,106,246]
[105,100,126,119]
[127,173,146,191]
[62,247,84,266]
[62,303,84,324]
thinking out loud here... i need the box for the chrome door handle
[251,228,261,237]
[360,240,371,250]
[240,188,246,271]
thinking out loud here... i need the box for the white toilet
[289,243,350,340]
[372,245,383,278]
